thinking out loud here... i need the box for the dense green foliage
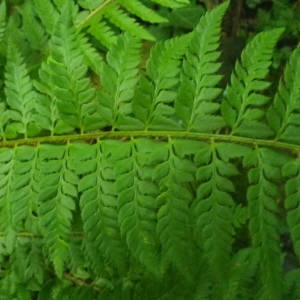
[2,0,300,299]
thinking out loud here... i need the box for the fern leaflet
[222,28,284,138]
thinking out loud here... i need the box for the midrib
[0,130,299,154]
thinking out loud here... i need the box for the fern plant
[2,0,300,299]
[30,0,190,49]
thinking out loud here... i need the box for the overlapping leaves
[1,1,300,299]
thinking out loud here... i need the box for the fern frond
[77,0,189,47]
[0,1,6,49]
[243,148,289,299]
[122,0,167,24]
[193,142,250,288]
[105,4,155,41]
[0,103,8,140]
[53,285,97,300]
[53,0,69,10]
[4,43,37,139]
[114,139,161,275]
[6,147,39,234]
[24,238,44,288]
[38,144,77,277]
[9,239,30,284]
[87,21,118,49]
[99,33,142,130]
[0,1,300,298]
[34,77,68,135]
[73,142,128,272]
[282,159,300,261]
[221,28,284,138]
[267,46,300,143]
[193,276,212,300]
[224,248,258,300]
[33,0,59,35]
[0,148,16,252]
[77,0,103,10]
[8,237,44,291]
[0,147,40,262]
[155,139,198,278]
[133,34,191,129]
[21,1,47,51]
[78,33,103,75]
[36,5,98,134]
[152,0,190,8]
[175,1,229,132]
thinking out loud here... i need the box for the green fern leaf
[73,142,128,272]
[33,0,59,35]
[0,148,16,251]
[78,33,103,75]
[193,272,212,300]
[87,21,118,48]
[4,43,37,139]
[10,237,44,289]
[152,0,190,8]
[224,248,258,300]
[133,34,191,129]
[77,0,103,10]
[114,139,161,275]
[267,46,300,144]
[243,148,289,299]
[8,147,39,233]
[38,144,77,277]
[0,1,6,50]
[193,142,249,287]
[221,28,284,138]
[36,5,98,134]
[99,33,142,130]
[122,0,167,24]
[10,240,28,283]
[24,238,44,288]
[155,139,198,278]
[53,0,69,9]
[175,1,229,132]
[282,159,300,261]
[21,1,47,51]
[105,4,155,41]
[0,103,8,140]
[76,0,190,47]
